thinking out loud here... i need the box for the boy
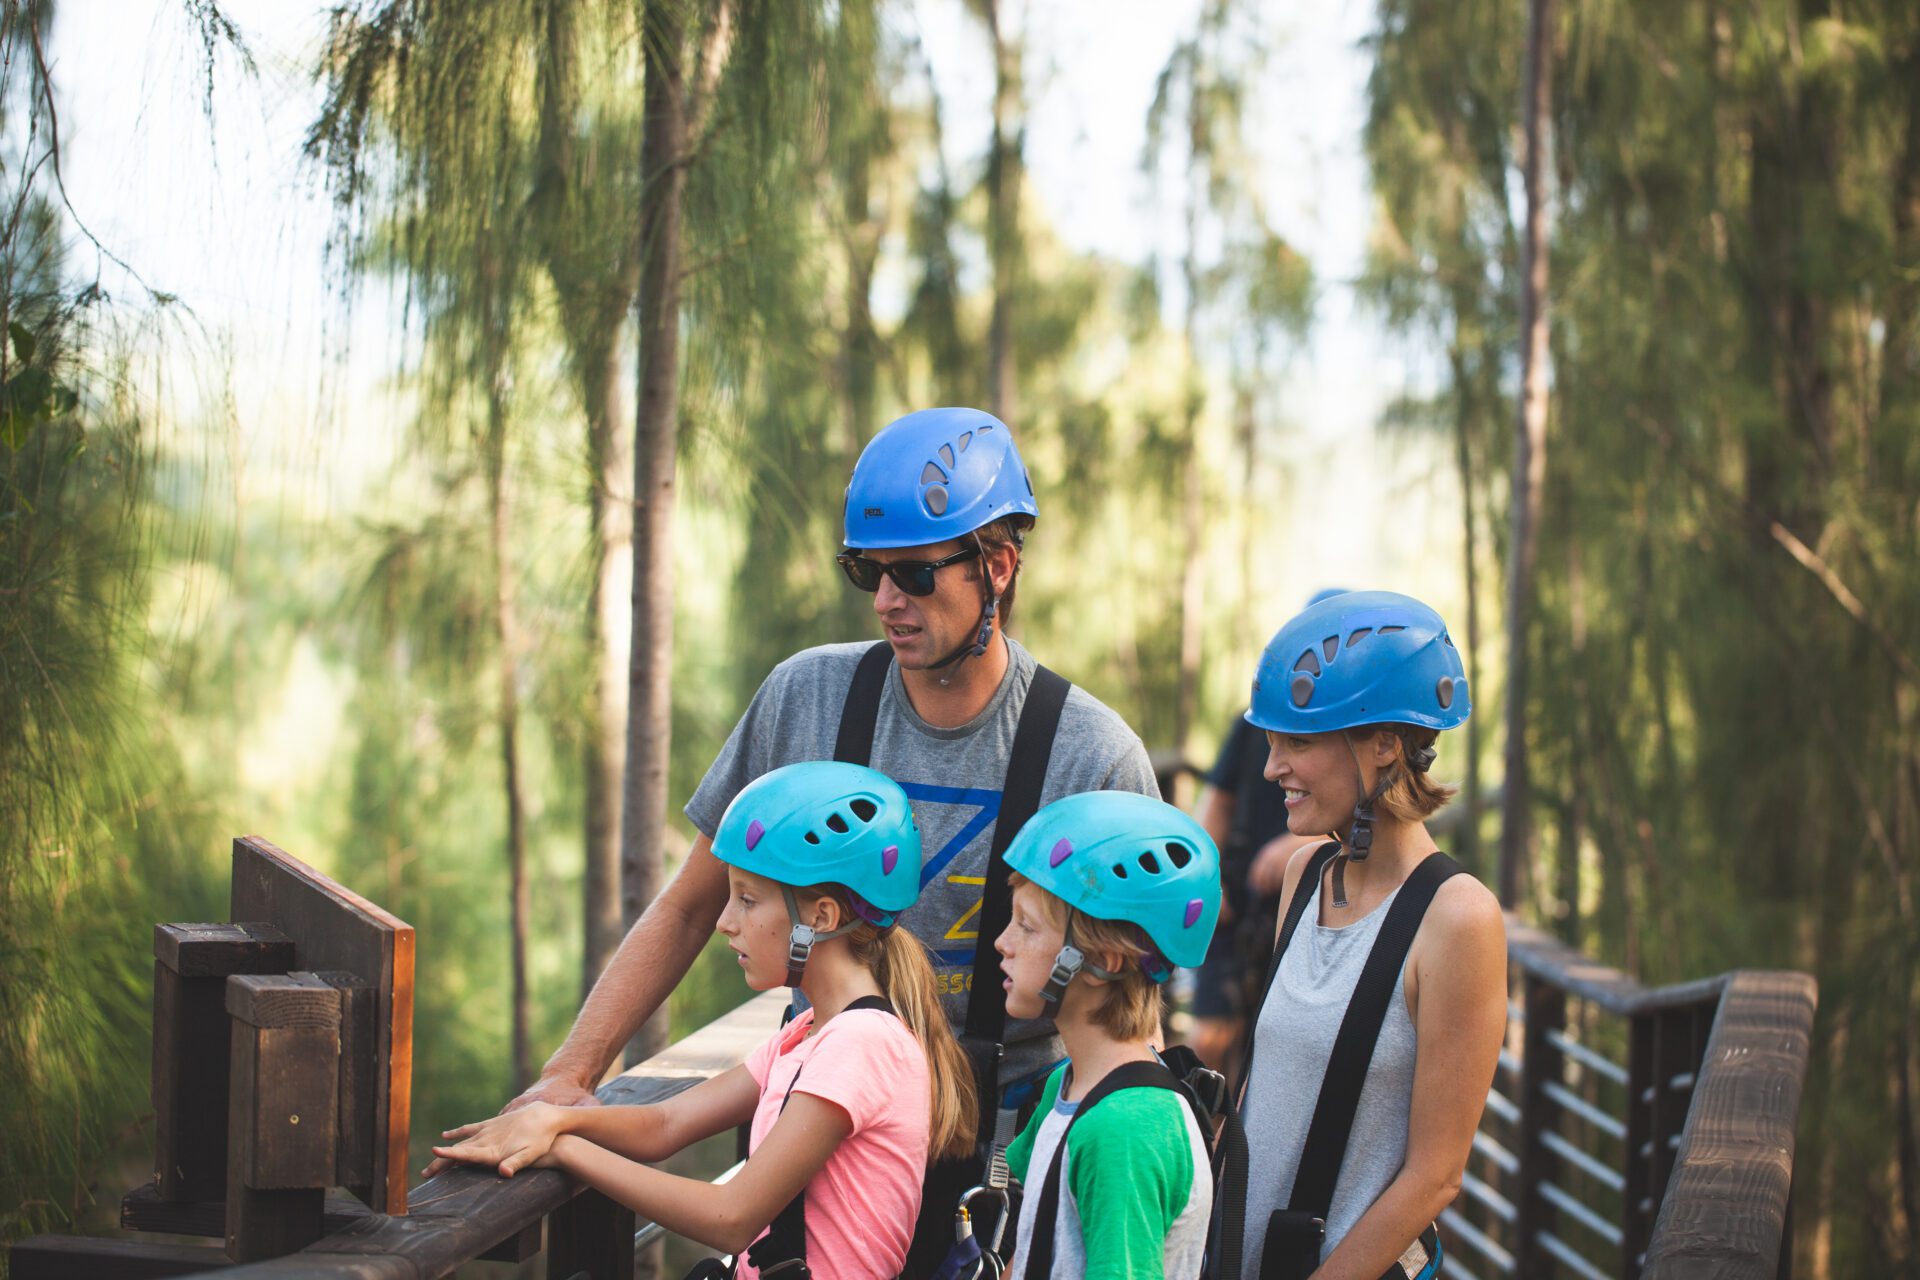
[993,790,1223,1280]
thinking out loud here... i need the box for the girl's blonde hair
[1007,875,1163,1042]
[798,886,979,1160]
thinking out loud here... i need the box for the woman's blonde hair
[1360,724,1457,822]
[1007,875,1163,1042]
[798,886,979,1160]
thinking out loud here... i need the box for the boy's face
[995,880,1068,1021]
[716,867,799,992]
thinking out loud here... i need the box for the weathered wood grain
[231,837,414,1215]
[1641,971,1817,1280]
[122,1185,371,1239]
[227,974,341,1262]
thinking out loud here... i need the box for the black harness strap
[1022,1060,1194,1280]
[745,995,898,1279]
[831,641,895,767]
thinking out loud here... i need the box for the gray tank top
[1239,868,1419,1274]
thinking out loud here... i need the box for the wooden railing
[206,988,786,1280]
[1442,920,1816,1280]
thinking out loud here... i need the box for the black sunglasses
[837,545,979,596]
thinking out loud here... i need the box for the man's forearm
[541,839,723,1088]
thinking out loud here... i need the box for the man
[439,407,1157,1275]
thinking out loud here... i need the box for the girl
[1224,590,1507,1280]
[432,761,977,1280]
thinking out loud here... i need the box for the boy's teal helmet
[713,761,921,917]
[1004,791,1222,977]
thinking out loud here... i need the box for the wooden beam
[1642,971,1817,1279]
[121,1185,370,1240]
[8,1234,232,1280]
[152,924,294,1202]
[225,973,341,1263]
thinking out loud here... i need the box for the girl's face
[717,868,806,991]
[995,881,1067,1021]
[1262,729,1377,837]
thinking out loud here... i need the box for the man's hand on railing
[428,1101,575,1179]
[420,1075,603,1178]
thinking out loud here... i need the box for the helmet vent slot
[939,444,955,469]
[804,831,821,845]
[1166,842,1192,869]
[920,461,946,485]
[1138,850,1163,875]
[1347,627,1372,648]
[958,431,973,452]
[1293,649,1321,677]
[1111,862,1129,879]
[1322,635,1340,662]
[825,812,850,834]
[977,423,993,432]
[849,798,878,822]
[1379,625,1406,634]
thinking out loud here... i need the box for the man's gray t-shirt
[685,636,1159,1084]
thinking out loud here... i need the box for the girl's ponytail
[853,923,979,1159]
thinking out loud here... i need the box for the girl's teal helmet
[713,762,922,983]
[1004,791,1222,993]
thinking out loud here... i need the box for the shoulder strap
[745,995,898,1277]
[960,664,1071,1145]
[1023,1060,1180,1280]
[1286,851,1461,1217]
[832,641,895,766]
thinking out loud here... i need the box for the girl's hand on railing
[429,1101,573,1178]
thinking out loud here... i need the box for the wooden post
[151,923,294,1201]
[225,972,341,1263]
[1513,973,1566,1277]
[1648,1006,1695,1214]
[547,1189,636,1280]
[1622,1012,1655,1279]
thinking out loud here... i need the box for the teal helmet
[1004,791,1221,1002]
[713,762,922,984]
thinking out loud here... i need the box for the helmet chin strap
[779,884,860,987]
[928,532,1003,688]
[1334,731,1395,909]
[1038,908,1120,1007]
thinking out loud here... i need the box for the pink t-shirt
[737,1005,931,1280]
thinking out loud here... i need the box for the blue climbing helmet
[1004,791,1221,1003]
[1247,589,1469,736]
[842,407,1038,549]
[712,762,923,984]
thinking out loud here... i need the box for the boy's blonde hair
[1009,874,1163,1042]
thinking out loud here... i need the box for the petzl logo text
[864,506,884,518]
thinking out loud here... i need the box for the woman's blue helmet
[843,407,1038,549]
[713,762,922,984]
[1004,791,1221,1000]
[1247,590,1469,736]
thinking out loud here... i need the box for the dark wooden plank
[546,1190,634,1280]
[1513,972,1565,1279]
[8,1234,232,1279]
[122,1185,371,1239]
[1505,918,1727,1016]
[231,837,415,1216]
[1623,1012,1656,1280]
[156,923,295,978]
[317,972,377,1196]
[153,926,296,1202]
[1642,971,1817,1280]
[475,1218,542,1263]
[227,976,340,1263]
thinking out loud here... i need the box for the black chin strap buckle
[785,924,817,987]
[1040,943,1084,1006]
[1348,806,1375,861]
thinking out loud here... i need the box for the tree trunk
[1499,0,1555,908]
[583,332,633,998]
[1174,180,1205,753]
[486,370,533,1094]
[1448,344,1483,872]
[985,0,1021,423]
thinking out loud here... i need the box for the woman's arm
[1310,878,1507,1280]
[552,1091,854,1256]
[432,1066,759,1174]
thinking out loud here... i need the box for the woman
[1226,590,1506,1280]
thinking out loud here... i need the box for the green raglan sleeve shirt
[1064,1089,1197,1280]
[1005,1064,1065,1184]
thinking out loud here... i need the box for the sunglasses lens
[839,555,883,592]
[896,564,938,597]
